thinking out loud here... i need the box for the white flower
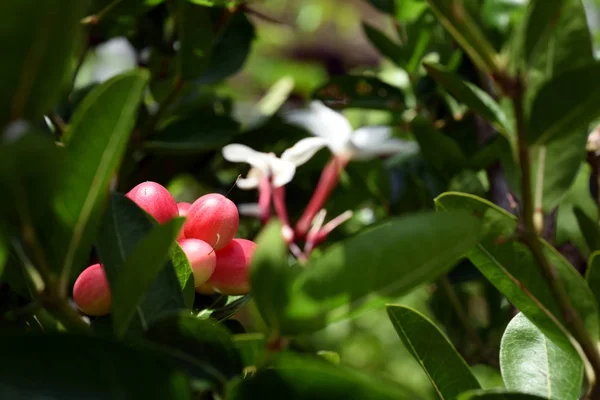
[222,137,325,189]
[284,101,419,160]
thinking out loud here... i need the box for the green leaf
[0,333,193,399]
[144,115,240,154]
[424,0,499,73]
[112,217,184,337]
[0,1,87,127]
[362,24,404,66]
[499,312,583,400]
[586,251,600,312]
[177,0,214,80]
[253,212,481,335]
[387,305,481,399]
[575,207,600,253]
[187,0,244,6]
[49,71,148,283]
[458,390,548,400]
[435,192,599,352]
[97,193,192,335]
[366,0,396,14]
[233,333,266,367]
[423,63,511,137]
[313,75,405,111]
[145,313,243,380]
[528,62,600,144]
[227,353,425,400]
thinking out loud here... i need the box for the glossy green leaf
[144,115,240,154]
[435,192,599,352]
[528,62,600,144]
[112,217,184,337]
[97,193,194,319]
[227,353,425,400]
[423,63,511,137]
[233,333,266,367]
[575,207,600,253]
[177,0,213,80]
[50,71,148,282]
[0,1,87,126]
[0,334,193,399]
[145,313,243,380]
[424,0,499,73]
[313,75,405,111]
[458,390,548,400]
[252,212,481,335]
[500,312,583,400]
[586,251,600,312]
[387,305,481,399]
[362,24,404,66]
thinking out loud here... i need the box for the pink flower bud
[73,264,111,316]
[183,194,239,250]
[125,181,178,224]
[178,238,216,287]
[208,238,256,295]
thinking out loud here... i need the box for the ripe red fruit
[208,238,256,295]
[196,283,215,295]
[73,264,111,316]
[183,194,239,250]
[125,181,178,224]
[176,202,192,240]
[178,238,216,287]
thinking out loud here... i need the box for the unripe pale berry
[183,194,239,250]
[73,264,111,316]
[208,238,256,295]
[178,238,216,287]
[176,202,192,240]
[125,181,178,224]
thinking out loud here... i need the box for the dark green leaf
[145,313,243,380]
[435,192,599,352]
[499,312,583,400]
[366,0,396,14]
[227,353,425,400]
[187,0,244,6]
[313,75,405,111]
[458,390,548,400]
[363,24,404,66]
[0,333,192,399]
[423,63,511,137]
[528,63,600,144]
[0,1,87,126]
[575,207,600,253]
[586,251,600,312]
[177,1,214,80]
[424,0,499,73]
[144,115,240,154]
[50,71,148,282]
[233,333,266,367]
[253,212,481,335]
[210,294,252,321]
[387,305,481,399]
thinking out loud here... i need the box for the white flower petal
[269,158,297,188]
[351,126,393,148]
[236,167,263,190]
[222,144,270,172]
[284,101,352,154]
[350,128,419,160]
[237,203,261,217]
[280,137,327,166]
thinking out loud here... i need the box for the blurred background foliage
[20,0,600,397]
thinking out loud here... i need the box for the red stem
[258,177,272,225]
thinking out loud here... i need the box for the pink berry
[176,202,192,240]
[208,238,256,295]
[178,238,216,287]
[183,194,239,250]
[125,181,178,224]
[73,264,112,316]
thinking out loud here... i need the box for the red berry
[176,202,192,240]
[208,238,256,295]
[125,181,178,224]
[73,264,111,316]
[183,194,239,250]
[196,283,215,295]
[178,238,216,287]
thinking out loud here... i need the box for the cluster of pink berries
[72,181,256,317]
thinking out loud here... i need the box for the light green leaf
[435,192,599,353]
[233,333,266,367]
[586,251,600,312]
[458,390,548,400]
[500,313,583,400]
[387,305,481,399]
